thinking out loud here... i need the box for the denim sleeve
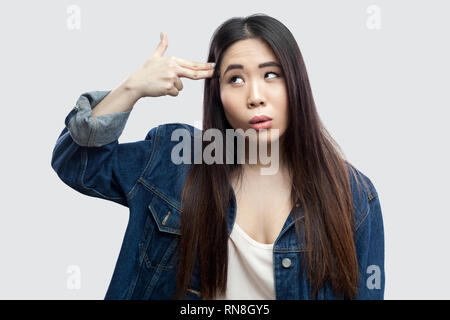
[51,91,159,207]
[354,183,386,299]
[66,90,132,147]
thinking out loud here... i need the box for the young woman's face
[219,38,289,145]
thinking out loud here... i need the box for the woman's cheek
[221,94,242,126]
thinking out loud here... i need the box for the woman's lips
[249,120,273,130]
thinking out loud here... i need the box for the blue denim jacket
[51,90,385,300]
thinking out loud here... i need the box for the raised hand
[124,31,215,98]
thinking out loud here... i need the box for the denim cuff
[66,90,132,147]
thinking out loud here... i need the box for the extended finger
[151,31,168,59]
[176,66,215,80]
[174,57,215,70]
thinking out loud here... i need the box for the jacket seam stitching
[355,202,370,232]
[139,179,181,211]
[79,148,125,201]
[125,126,161,202]
[142,237,179,298]
[142,125,162,178]
[93,116,99,146]
[354,194,379,241]
[86,116,94,147]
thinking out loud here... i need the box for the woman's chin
[250,128,281,145]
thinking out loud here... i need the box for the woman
[51,14,385,300]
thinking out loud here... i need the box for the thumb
[151,31,168,58]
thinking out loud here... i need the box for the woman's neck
[242,138,287,176]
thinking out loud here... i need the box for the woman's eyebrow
[223,61,281,77]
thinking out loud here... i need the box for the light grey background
[0,0,448,299]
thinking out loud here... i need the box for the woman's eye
[228,71,280,84]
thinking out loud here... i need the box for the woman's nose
[248,98,265,108]
[247,83,266,108]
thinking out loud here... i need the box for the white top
[214,222,276,300]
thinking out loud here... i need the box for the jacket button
[282,258,292,268]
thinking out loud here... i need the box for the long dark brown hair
[174,13,367,300]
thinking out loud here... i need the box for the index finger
[176,65,216,80]
[174,57,215,70]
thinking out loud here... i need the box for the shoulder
[345,161,378,202]
[145,123,202,163]
[141,122,201,176]
[145,122,202,141]
[140,122,205,209]
[344,161,380,232]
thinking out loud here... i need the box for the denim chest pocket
[139,194,182,271]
